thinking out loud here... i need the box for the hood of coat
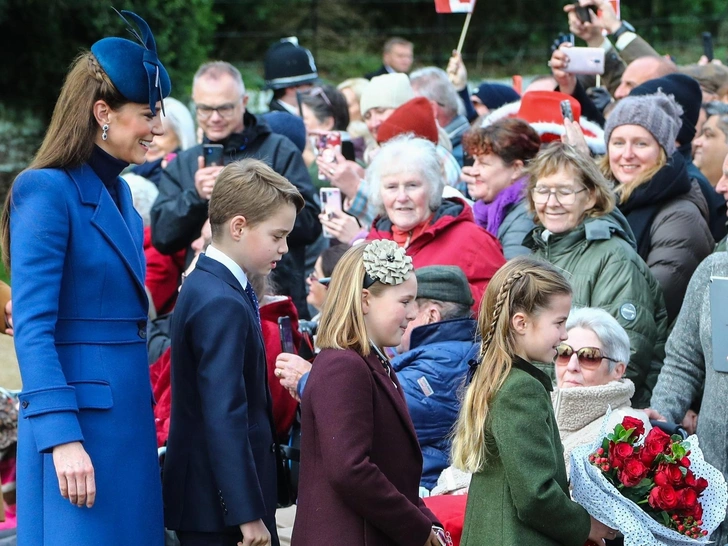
[684,179,711,224]
[551,379,635,432]
[524,209,638,255]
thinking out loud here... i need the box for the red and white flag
[434,0,476,13]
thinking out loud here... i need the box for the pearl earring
[102,124,109,141]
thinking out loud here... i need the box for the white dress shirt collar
[204,244,248,290]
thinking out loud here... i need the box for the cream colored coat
[551,379,651,476]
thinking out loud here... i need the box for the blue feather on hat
[90,9,171,116]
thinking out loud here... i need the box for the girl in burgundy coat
[291,241,443,546]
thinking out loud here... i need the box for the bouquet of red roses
[570,411,727,546]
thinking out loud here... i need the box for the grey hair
[410,67,461,122]
[161,97,197,151]
[704,101,728,140]
[566,307,631,372]
[193,61,246,96]
[122,173,159,227]
[365,134,445,218]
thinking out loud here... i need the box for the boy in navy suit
[163,159,304,546]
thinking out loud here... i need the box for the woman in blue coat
[0,11,171,546]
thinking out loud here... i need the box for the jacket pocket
[68,380,114,410]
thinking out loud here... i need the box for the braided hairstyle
[451,257,572,473]
[2,51,127,268]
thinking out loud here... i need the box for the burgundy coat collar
[361,351,421,450]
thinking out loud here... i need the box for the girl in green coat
[452,257,614,546]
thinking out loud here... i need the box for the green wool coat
[462,357,591,546]
[523,211,669,408]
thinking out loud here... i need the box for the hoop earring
[102,124,109,141]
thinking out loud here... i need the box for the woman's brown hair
[462,118,541,165]
[1,51,127,269]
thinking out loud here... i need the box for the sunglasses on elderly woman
[555,343,619,368]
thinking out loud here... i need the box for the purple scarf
[472,177,528,235]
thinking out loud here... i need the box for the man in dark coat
[364,37,414,80]
[150,61,321,318]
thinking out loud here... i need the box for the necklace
[370,341,397,389]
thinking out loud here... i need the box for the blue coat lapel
[195,255,264,346]
[66,165,146,298]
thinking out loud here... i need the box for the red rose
[640,443,661,467]
[654,463,684,487]
[686,500,704,520]
[685,469,697,488]
[619,456,649,487]
[609,441,634,470]
[695,477,709,494]
[645,427,672,456]
[649,485,679,511]
[678,487,698,511]
[621,416,645,438]
[680,456,691,468]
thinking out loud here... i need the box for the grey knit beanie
[604,92,683,156]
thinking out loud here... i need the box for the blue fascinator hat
[91,9,171,116]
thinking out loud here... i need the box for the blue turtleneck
[88,145,128,209]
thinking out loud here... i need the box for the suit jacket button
[21,400,28,409]
[270,443,277,453]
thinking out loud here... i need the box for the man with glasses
[150,61,321,318]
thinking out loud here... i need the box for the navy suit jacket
[163,254,278,541]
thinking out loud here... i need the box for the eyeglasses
[555,343,619,369]
[194,100,241,120]
[531,186,588,205]
[308,271,331,287]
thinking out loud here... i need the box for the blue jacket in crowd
[392,317,478,490]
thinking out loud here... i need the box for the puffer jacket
[391,318,478,490]
[524,210,669,408]
[644,180,714,324]
[368,198,505,311]
[497,200,536,259]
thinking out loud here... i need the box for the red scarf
[391,215,434,248]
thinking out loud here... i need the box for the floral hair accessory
[362,240,413,288]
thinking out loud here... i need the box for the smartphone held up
[319,187,343,239]
[202,144,224,167]
[563,47,604,75]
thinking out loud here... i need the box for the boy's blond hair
[208,159,304,239]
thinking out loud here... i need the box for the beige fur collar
[552,380,635,432]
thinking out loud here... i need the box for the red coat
[292,348,439,546]
[367,198,505,311]
[260,297,301,440]
[144,227,186,315]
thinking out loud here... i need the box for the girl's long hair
[451,257,572,473]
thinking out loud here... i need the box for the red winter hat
[376,97,439,145]
[481,90,605,154]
